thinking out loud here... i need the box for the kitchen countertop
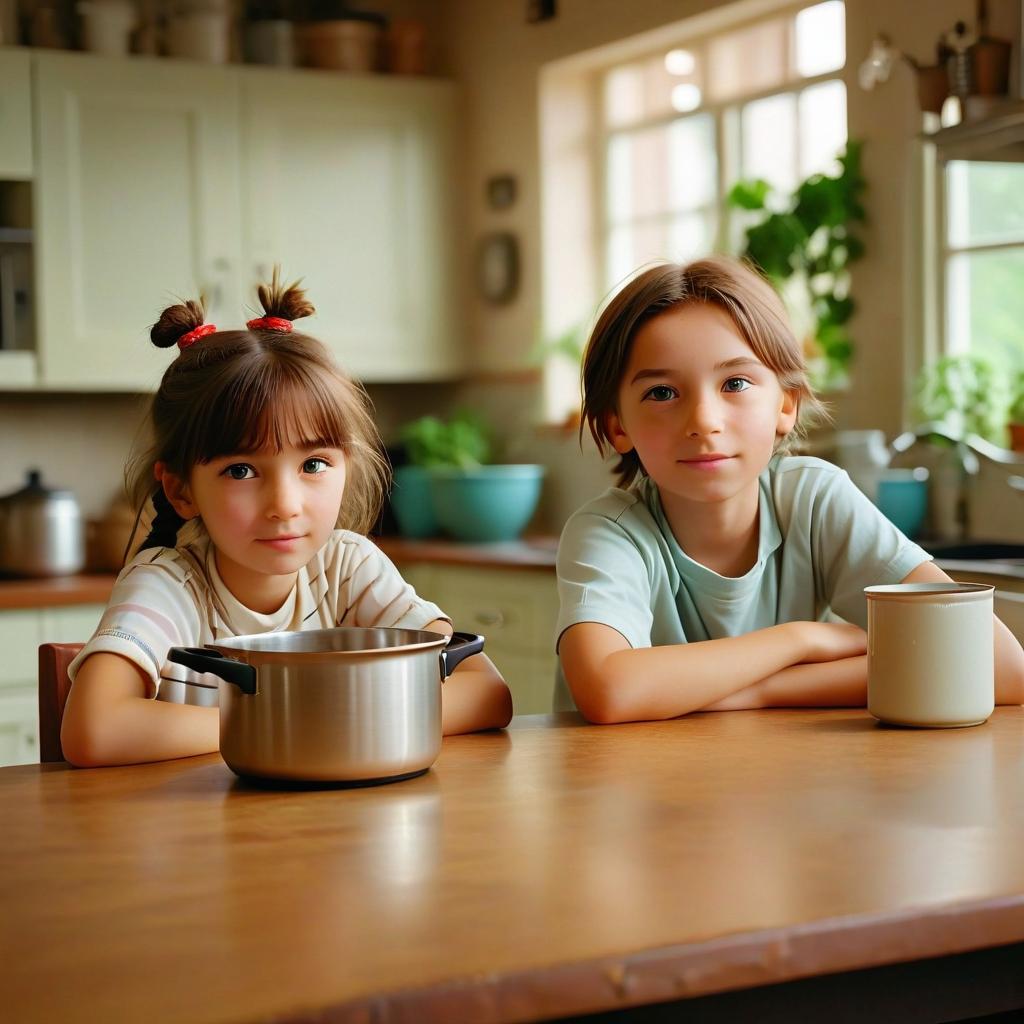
[0,537,559,611]
[4,708,1024,1023]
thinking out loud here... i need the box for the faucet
[888,421,1020,542]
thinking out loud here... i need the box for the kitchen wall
[2,0,1022,540]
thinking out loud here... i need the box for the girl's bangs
[197,361,351,460]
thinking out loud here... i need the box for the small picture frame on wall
[476,232,519,305]
[486,174,517,210]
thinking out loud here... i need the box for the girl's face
[606,302,798,510]
[165,442,347,608]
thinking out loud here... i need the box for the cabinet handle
[474,609,504,628]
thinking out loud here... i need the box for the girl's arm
[559,619,868,724]
[61,653,219,767]
[902,561,1024,705]
[423,619,513,734]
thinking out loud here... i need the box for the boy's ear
[158,463,198,520]
[776,389,799,439]
[605,409,635,455]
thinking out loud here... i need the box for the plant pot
[915,64,949,114]
[1009,422,1024,454]
[429,465,545,543]
[970,36,1012,95]
[389,465,438,539]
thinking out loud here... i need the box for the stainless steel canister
[0,469,85,576]
[167,628,484,783]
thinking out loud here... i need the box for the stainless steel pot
[167,628,484,783]
[0,469,85,577]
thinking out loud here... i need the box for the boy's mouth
[679,453,733,465]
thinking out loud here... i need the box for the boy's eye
[723,378,752,393]
[643,385,678,402]
[222,463,255,480]
[303,457,329,475]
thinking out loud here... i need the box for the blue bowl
[389,466,439,539]
[876,468,929,539]
[429,465,545,542]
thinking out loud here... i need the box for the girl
[62,273,512,767]
[556,256,1024,723]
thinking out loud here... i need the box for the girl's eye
[643,385,678,402]
[222,464,255,480]
[303,457,329,475]
[723,378,752,393]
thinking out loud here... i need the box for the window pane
[608,115,715,224]
[606,212,715,289]
[795,1,845,78]
[707,18,789,103]
[799,80,847,177]
[947,161,1024,248]
[946,249,1024,371]
[604,52,704,129]
[741,92,797,192]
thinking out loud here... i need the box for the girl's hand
[791,621,868,663]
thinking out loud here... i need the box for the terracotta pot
[915,65,949,114]
[970,37,1012,95]
[1009,422,1024,454]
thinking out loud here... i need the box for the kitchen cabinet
[0,49,32,179]
[29,52,460,390]
[402,563,558,715]
[33,53,243,390]
[240,69,460,380]
[0,602,104,766]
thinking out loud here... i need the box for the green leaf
[727,178,772,211]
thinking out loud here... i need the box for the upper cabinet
[18,51,461,391]
[241,69,461,380]
[0,49,32,179]
[33,54,243,390]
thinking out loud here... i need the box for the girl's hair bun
[256,266,315,324]
[150,298,207,349]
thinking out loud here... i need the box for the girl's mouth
[257,535,306,550]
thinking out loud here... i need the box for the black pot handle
[439,631,485,680]
[167,647,257,695]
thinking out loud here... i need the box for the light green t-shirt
[553,455,930,711]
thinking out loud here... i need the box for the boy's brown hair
[581,256,828,488]
[127,274,388,554]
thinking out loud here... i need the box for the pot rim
[206,625,451,663]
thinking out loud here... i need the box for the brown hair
[128,272,388,553]
[581,256,828,488]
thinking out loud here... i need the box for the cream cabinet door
[240,68,461,381]
[33,53,243,390]
[0,49,32,179]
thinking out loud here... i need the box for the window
[600,1,847,291]
[943,161,1024,374]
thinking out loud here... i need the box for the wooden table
[4,709,1024,1023]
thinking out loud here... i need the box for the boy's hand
[792,621,868,663]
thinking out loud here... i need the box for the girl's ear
[776,388,800,439]
[158,464,198,520]
[605,409,634,455]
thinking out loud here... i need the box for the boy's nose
[684,396,723,438]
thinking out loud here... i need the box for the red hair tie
[177,323,217,350]
[247,316,292,333]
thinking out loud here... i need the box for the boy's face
[605,302,798,510]
[162,442,346,610]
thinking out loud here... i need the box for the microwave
[0,235,34,355]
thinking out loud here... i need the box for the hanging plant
[727,140,867,391]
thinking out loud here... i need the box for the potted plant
[1008,371,1024,453]
[395,411,545,543]
[726,140,866,392]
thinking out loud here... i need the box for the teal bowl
[876,468,930,539]
[389,465,439,539]
[429,465,545,542]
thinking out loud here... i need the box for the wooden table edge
[286,895,1024,1024]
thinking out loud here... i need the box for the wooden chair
[38,643,84,763]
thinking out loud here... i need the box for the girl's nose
[684,395,723,438]
[265,478,302,520]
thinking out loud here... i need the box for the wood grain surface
[3,708,1024,1023]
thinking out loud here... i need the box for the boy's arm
[901,561,1024,705]
[423,619,513,734]
[559,619,867,724]
[61,652,219,767]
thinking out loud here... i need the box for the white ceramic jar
[866,582,994,728]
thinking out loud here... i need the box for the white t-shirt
[69,520,448,698]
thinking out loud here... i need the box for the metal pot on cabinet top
[0,469,85,577]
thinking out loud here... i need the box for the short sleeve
[555,510,657,651]
[330,535,448,630]
[67,557,203,698]
[813,469,931,628]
